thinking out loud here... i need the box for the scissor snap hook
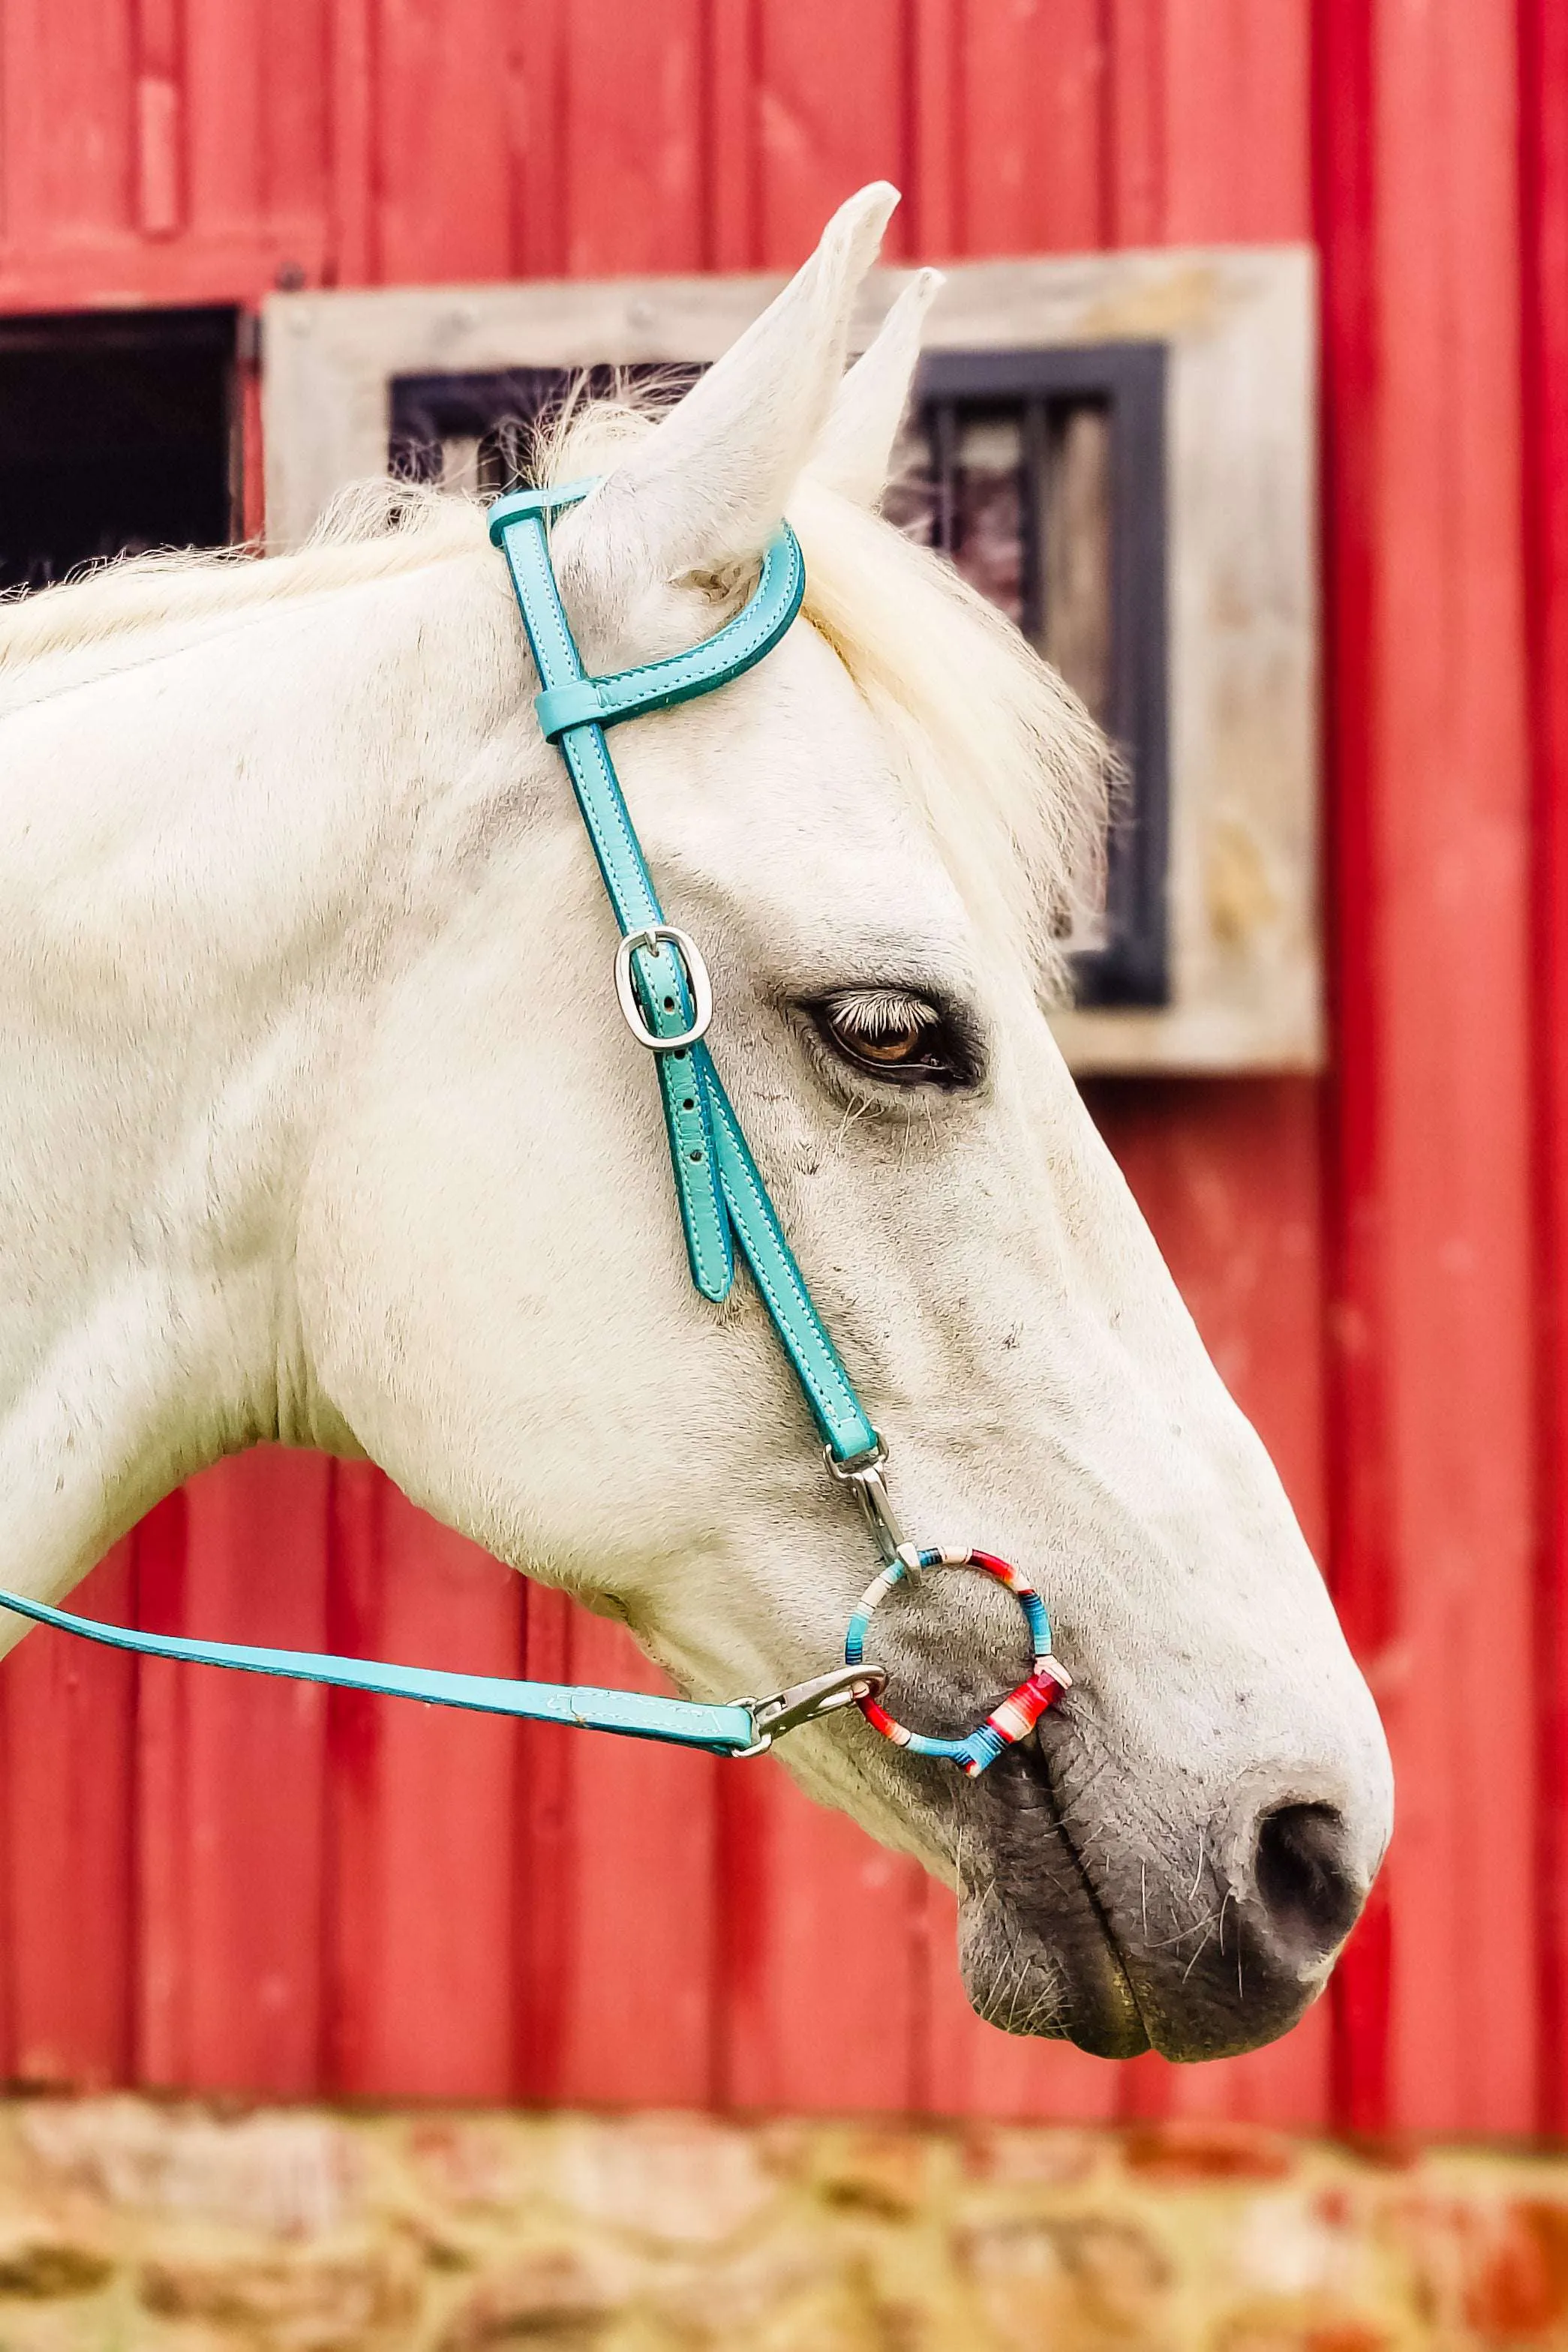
[734,1663,889,1758]
[825,1437,909,1563]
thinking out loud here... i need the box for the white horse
[0,185,1389,2059]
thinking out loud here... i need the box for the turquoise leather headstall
[0,476,1069,1774]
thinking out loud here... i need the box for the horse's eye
[813,990,976,1088]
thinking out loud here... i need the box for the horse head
[0,185,1390,2061]
[297,186,1392,2057]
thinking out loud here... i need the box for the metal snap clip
[733,1662,889,1758]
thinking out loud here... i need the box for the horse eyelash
[828,988,941,1040]
[804,988,986,1092]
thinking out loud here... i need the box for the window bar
[931,400,959,558]
[1020,397,1048,651]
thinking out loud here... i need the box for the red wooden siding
[1522,0,1568,2136]
[0,0,1557,2134]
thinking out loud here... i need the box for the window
[263,248,1318,1070]
[0,308,238,589]
[905,346,1167,1007]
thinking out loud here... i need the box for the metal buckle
[734,1662,888,1758]
[825,1438,910,1564]
[614,924,714,1053]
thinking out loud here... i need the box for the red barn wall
[0,0,1557,2135]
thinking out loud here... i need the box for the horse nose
[1248,1798,1368,1968]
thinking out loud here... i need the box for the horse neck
[0,551,521,1615]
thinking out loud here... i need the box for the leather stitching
[705,1077,876,1455]
[533,530,804,740]
[590,530,804,722]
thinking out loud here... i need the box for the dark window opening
[390,365,701,498]
[0,308,239,594]
[904,346,1168,1007]
[389,339,1168,1008]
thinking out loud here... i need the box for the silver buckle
[734,1663,888,1758]
[614,924,713,1052]
[825,1438,909,1564]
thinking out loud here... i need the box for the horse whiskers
[1180,1922,1217,1986]
[975,1912,1066,2038]
[1218,1885,1236,1957]
[1048,1747,1116,1831]
[831,1094,873,1150]
[1140,1902,1227,1954]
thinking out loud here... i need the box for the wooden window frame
[263,248,1319,1073]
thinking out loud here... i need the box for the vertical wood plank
[134,1456,331,2096]
[909,0,962,260]
[958,0,1107,257]
[258,0,331,238]
[716,1764,924,2114]
[1105,0,1166,248]
[518,1608,720,2107]
[752,0,911,267]
[1317,0,1538,2134]
[373,0,512,282]
[1161,0,1311,242]
[514,1585,576,2098]
[506,0,567,278]
[325,1465,521,2101]
[705,0,760,268]
[0,0,136,254]
[133,1489,192,2086]
[182,0,329,254]
[1314,0,1394,2142]
[1376,0,1535,2137]
[2,1544,137,2089]
[1521,0,1568,2138]
[558,0,707,275]
[327,0,377,283]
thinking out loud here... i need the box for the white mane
[0,401,1109,993]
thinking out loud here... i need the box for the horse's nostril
[1253,1802,1364,1959]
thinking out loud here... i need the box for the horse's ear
[559,183,899,600]
[808,269,943,508]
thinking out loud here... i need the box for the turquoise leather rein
[0,476,1070,1775]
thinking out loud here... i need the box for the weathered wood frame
[263,248,1319,1073]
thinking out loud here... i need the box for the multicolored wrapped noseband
[843,1548,1073,1778]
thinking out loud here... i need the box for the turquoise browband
[0,475,1066,1776]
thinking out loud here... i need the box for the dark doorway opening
[0,308,239,593]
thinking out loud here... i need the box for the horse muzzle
[956,1707,1385,2059]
